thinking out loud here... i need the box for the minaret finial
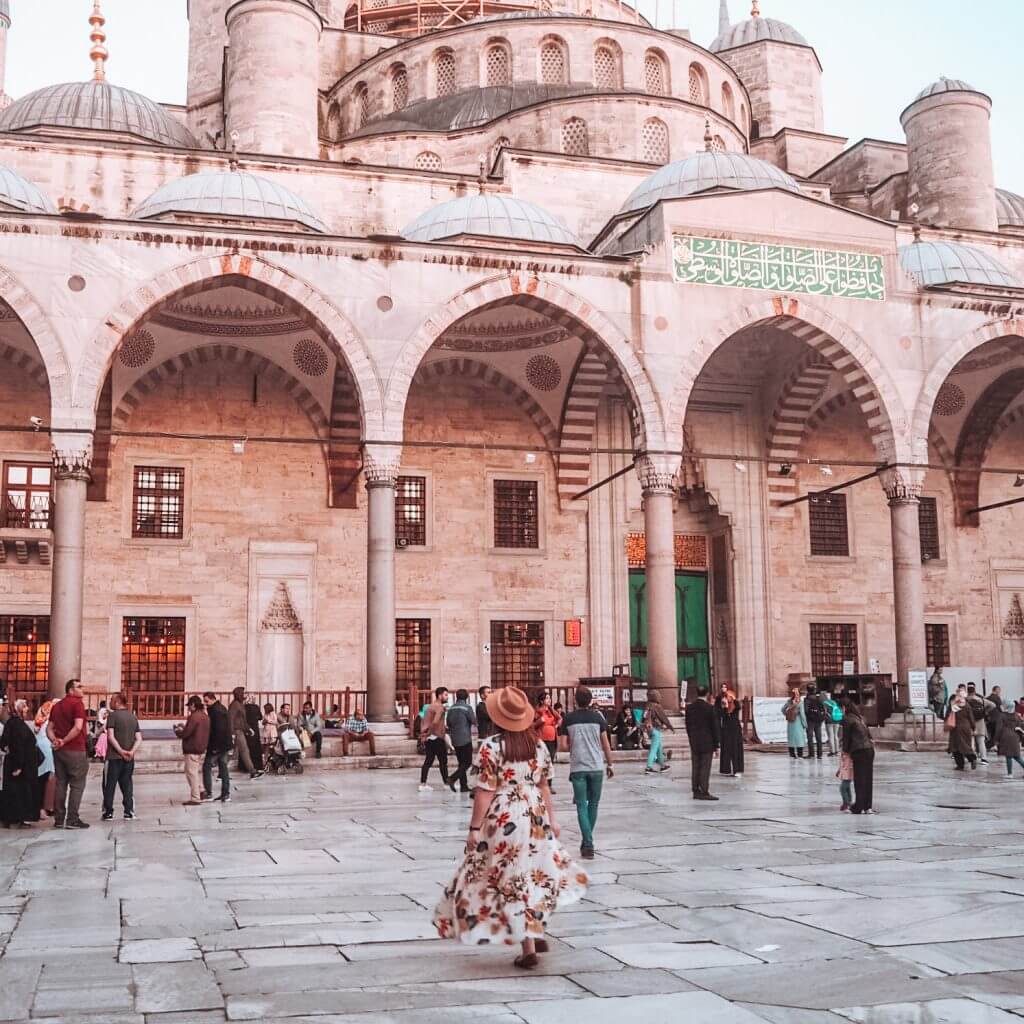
[751,0,760,16]
[704,118,713,151]
[89,2,108,82]
[718,0,730,36]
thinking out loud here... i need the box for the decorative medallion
[118,329,156,368]
[1004,593,1024,639]
[293,338,329,377]
[933,382,966,417]
[525,354,562,391]
[260,580,303,633]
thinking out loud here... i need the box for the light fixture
[29,415,43,430]
[820,465,834,477]
[733,461,747,474]
[1014,473,1024,488]
[779,463,793,477]
[524,452,537,464]
[232,438,247,455]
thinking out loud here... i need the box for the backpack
[823,698,842,723]
[783,702,799,723]
[804,696,826,724]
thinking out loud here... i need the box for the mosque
[0,0,1021,722]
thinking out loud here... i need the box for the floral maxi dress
[433,737,588,945]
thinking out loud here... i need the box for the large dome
[996,189,1024,230]
[621,151,800,214]
[0,81,196,148]
[402,194,579,246]
[710,15,808,52]
[132,171,327,233]
[899,240,1020,289]
[0,165,56,215]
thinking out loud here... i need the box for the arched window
[414,151,442,170]
[644,51,667,95]
[722,82,735,121]
[491,134,512,170]
[539,40,567,85]
[593,45,619,89]
[711,134,726,152]
[750,117,760,141]
[641,118,669,163]
[392,66,408,112]
[484,43,511,86]
[435,49,456,97]
[561,117,589,156]
[353,83,369,130]
[326,101,342,140]
[344,3,358,29]
[688,63,708,105]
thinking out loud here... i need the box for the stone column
[48,439,93,698]
[882,468,927,709]
[364,446,400,723]
[636,455,680,712]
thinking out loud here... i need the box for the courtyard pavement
[1,750,1024,1023]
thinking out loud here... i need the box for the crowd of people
[941,681,1024,777]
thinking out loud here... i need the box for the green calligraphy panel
[672,235,885,302]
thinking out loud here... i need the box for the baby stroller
[267,726,304,775]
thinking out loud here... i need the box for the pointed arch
[556,347,611,510]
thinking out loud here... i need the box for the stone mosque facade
[0,0,1022,718]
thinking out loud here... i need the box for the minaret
[0,1,11,110]
[718,0,730,36]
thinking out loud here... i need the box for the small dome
[621,151,800,214]
[912,77,980,103]
[402,194,579,246]
[0,2,9,24]
[0,81,196,148]
[996,189,1024,229]
[0,165,56,215]
[132,171,327,233]
[710,15,808,52]
[899,240,1020,289]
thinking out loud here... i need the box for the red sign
[564,620,583,647]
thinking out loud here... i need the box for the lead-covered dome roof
[912,77,981,103]
[0,81,196,148]
[132,171,327,233]
[899,240,1020,288]
[0,165,56,214]
[997,189,1024,230]
[710,15,808,52]
[621,151,800,213]
[402,194,579,246]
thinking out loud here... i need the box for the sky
[4,0,1023,194]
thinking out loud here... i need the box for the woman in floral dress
[433,686,588,969]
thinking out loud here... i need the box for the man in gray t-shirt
[560,687,614,860]
[102,694,141,820]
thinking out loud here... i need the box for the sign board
[752,698,790,745]
[842,660,855,676]
[588,686,616,705]
[868,658,880,673]
[908,670,929,709]
[564,619,583,647]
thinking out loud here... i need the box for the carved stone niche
[247,542,317,692]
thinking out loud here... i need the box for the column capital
[635,454,680,496]
[51,433,93,483]
[880,466,925,504]
[363,444,401,488]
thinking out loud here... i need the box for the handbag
[298,728,311,749]
[944,711,956,732]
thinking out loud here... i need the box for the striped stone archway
[0,341,50,392]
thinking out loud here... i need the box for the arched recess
[386,274,666,457]
[0,341,49,391]
[984,400,1024,465]
[673,297,905,465]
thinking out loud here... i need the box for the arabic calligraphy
[672,236,885,302]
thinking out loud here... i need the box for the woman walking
[434,686,587,969]
[947,692,978,771]
[1,700,39,828]
[841,699,875,814]
[995,706,1024,778]
[783,687,807,758]
[535,692,562,792]
[716,687,744,777]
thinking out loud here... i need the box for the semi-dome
[710,14,808,52]
[402,194,579,246]
[621,151,800,214]
[0,81,196,148]
[996,189,1024,230]
[132,171,327,233]
[899,240,1020,289]
[0,165,56,215]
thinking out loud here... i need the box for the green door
[629,569,710,687]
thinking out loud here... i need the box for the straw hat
[485,686,535,733]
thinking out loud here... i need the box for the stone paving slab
[1,751,1023,1022]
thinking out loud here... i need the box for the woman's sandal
[513,953,539,970]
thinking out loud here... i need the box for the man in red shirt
[46,678,90,829]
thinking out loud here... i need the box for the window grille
[641,118,669,163]
[810,622,858,676]
[644,53,666,95]
[593,46,618,89]
[711,135,726,152]
[494,479,539,548]
[919,496,940,561]
[485,46,510,86]
[688,64,707,104]
[925,623,950,668]
[396,475,426,546]
[540,43,566,84]
[392,68,408,111]
[560,117,589,156]
[326,103,342,140]
[0,615,50,705]
[396,618,431,694]
[132,466,184,539]
[722,82,735,120]
[414,151,441,170]
[808,491,849,556]
[2,461,52,530]
[490,620,544,688]
[436,51,456,97]
[121,617,186,697]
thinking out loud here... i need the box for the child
[261,703,279,763]
[837,751,854,811]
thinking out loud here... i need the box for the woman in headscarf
[32,700,55,821]
[947,691,978,771]
[1,699,39,827]
[782,687,807,759]
[716,686,744,777]
[840,698,876,814]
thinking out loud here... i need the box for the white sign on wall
[908,670,929,709]
[753,698,791,745]
[589,686,616,705]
